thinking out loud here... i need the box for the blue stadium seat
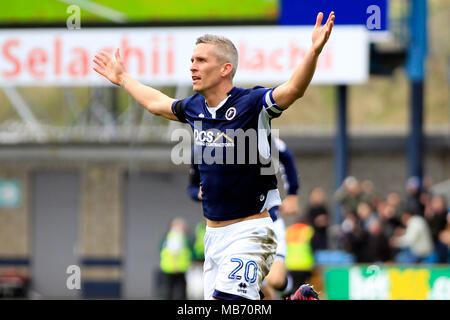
[314,250,356,265]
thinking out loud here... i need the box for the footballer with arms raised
[93,11,334,300]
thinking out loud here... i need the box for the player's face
[190,43,224,93]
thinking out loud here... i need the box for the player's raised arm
[93,48,179,121]
[273,11,335,109]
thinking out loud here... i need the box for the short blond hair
[196,34,238,79]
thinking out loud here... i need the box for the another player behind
[262,137,300,299]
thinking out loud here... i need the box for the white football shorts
[203,217,277,300]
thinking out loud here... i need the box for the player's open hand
[279,194,300,216]
[311,11,335,55]
[93,48,125,86]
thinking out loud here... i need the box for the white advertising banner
[0,26,368,86]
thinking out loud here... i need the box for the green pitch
[0,0,278,24]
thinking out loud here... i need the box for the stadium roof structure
[0,85,190,144]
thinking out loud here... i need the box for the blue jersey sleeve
[187,156,201,201]
[261,87,284,119]
[188,183,200,201]
[171,99,188,123]
[247,86,284,120]
[276,138,299,195]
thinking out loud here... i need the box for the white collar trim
[205,95,231,119]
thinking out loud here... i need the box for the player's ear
[221,62,233,78]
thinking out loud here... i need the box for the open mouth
[192,76,201,82]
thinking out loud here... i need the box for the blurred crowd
[157,176,450,299]
[305,176,450,264]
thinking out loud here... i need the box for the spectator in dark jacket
[340,211,369,262]
[305,187,329,251]
[425,195,449,263]
[366,217,392,263]
[403,176,426,216]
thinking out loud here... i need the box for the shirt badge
[225,107,237,120]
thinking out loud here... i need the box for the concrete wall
[0,164,30,256]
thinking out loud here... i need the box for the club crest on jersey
[225,107,237,120]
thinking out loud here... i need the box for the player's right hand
[93,48,125,86]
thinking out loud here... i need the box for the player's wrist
[310,45,322,57]
[117,73,128,87]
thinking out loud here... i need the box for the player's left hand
[279,195,300,216]
[311,11,335,55]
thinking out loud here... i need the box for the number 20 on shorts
[228,258,258,283]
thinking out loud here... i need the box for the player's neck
[201,82,234,108]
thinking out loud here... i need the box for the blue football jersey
[172,86,285,221]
